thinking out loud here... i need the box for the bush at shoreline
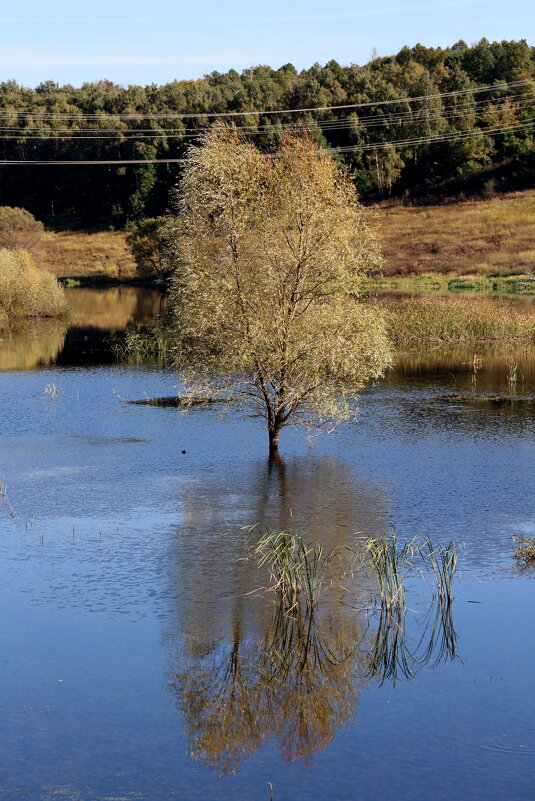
[0,249,68,319]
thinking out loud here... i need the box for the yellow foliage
[169,125,392,450]
[0,248,67,318]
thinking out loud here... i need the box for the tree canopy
[0,39,533,225]
[168,125,392,453]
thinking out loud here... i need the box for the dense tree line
[0,38,533,227]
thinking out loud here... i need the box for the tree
[168,125,392,455]
[126,217,174,283]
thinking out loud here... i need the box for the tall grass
[253,530,342,610]
[111,319,172,363]
[253,530,457,611]
[0,249,68,319]
[387,295,535,343]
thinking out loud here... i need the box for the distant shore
[40,189,535,285]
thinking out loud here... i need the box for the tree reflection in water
[167,455,458,775]
[172,599,359,775]
[170,570,457,776]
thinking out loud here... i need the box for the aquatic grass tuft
[361,534,418,610]
[512,536,535,565]
[253,530,337,610]
[111,318,173,364]
[418,537,457,603]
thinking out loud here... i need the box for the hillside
[40,189,535,281]
[379,189,535,276]
[39,229,137,280]
[0,38,533,227]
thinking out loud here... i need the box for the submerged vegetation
[0,249,68,320]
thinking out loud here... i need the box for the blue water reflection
[1,299,534,800]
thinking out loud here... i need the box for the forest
[0,37,533,228]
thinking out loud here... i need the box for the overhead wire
[0,95,532,140]
[1,119,533,165]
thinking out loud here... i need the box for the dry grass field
[33,189,535,281]
[378,190,535,277]
[39,229,137,279]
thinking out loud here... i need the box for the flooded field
[1,288,534,801]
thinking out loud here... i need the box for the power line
[0,96,532,141]
[0,120,532,165]
[331,119,535,152]
[0,79,531,121]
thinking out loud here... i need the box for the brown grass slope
[40,230,137,279]
[378,190,535,277]
[35,189,535,281]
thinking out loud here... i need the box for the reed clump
[513,536,535,565]
[253,530,457,611]
[387,295,535,343]
[253,530,341,610]
[0,248,68,319]
[360,534,457,608]
[111,319,172,363]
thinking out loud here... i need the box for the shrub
[126,217,173,283]
[0,249,68,318]
[0,206,44,254]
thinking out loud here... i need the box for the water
[1,288,534,800]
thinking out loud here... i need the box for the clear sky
[0,0,533,88]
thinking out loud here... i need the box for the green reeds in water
[253,530,343,610]
[362,534,416,610]
[417,537,457,604]
[111,318,172,364]
[252,530,458,681]
[253,530,457,612]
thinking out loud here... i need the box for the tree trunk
[268,425,282,459]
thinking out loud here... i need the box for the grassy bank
[365,275,535,296]
[38,189,535,283]
[40,229,137,280]
[386,295,535,344]
[0,249,68,321]
[378,189,535,277]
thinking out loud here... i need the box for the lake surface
[1,288,534,801]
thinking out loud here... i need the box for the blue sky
[0,0,533,88]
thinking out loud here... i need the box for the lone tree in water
[168,125,391,456]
